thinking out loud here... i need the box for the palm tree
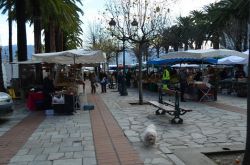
[27,0,42,53]
[203,2,224,49]
[176,16,193,50]
[190,10,209,49]
[216,0,249,51]
[0,0,14,62]
[20,0,83,53]
[162,25,182,52]
[41,0,83,52]
[7,0,13,62]
[15,0,27,61]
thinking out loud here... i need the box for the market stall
[147,49,248,101]
[161,49,247,59]
[217,55,248,97]
[26,49,105,114]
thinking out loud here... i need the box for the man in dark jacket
[43,74,55,109]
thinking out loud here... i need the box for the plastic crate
[45,109,54,116]
[83,104,94,111]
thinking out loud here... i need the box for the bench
[162,100,192,113]
[148,87,192,124]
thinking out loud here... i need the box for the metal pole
[121,37,128,96]
[123,38,126,77]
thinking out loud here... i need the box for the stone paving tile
[0,101,29,136]
[88,92,143,165]
[0,111,44,165]
[1,82,247,165]
[101,87,247,164]
[9,110,95,165]
[53,158,82,165]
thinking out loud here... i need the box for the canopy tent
[11,60,42,64]
[171,63,200,68]
[161,49,247,60]
[32,49,106,65]
[243,50,249,55]
[147,57,217,65]
[217,56,248,65]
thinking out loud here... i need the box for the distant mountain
[1,45,34,61]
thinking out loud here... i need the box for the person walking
[126,70,131,88]
[117,71,123,93]
[90,73,97,94]
[101,76,107,93]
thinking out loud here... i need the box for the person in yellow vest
[162,66,170,90]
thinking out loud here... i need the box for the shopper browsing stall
[162,66,170,90]
[43,74,55,109]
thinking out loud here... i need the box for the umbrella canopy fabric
[147,57,217,65]
[171,63,200,68]
[243,50,249,55]
[32,49,105,65]
[217,56,248,65]
[161,49,247,60]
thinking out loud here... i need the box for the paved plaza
[0,81,247,165]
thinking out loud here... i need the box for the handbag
[52,94,65,104]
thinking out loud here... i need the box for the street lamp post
[109,18,138,96]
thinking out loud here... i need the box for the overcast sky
[0,0,217,46]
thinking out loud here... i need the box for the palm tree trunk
[45,28,50,53]
[55,26,63,51]
[212,31,220,49]
[34,18,42,53]
[49,21,56,52]
[33,0,42,53]
[235,19,243,51]
[173,44,178,51]
[45,20,56,53]
[164,45,169,53]
[16,0,27,61]
[184,43,188,50]
[8,0,13,62]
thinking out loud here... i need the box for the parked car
[0,92,13,116]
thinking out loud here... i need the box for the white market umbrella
[217,56,248,65]
[32,49,106,65]
[161,49,247,60]
[171,63,200,68]
[243,50,249,55]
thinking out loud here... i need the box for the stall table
[186,81,214,102]
[219,79,247,97]
[26,91,44,111]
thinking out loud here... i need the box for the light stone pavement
[101,88,247,165]
[0,101,30,137]
[3,87,247,165]
[8,110,95,165]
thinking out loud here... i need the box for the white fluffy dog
[142,124,157,146]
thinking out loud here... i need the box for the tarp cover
[147,57,217,65]
[217,56,248,65]
[161,49,247,59]
[32,49,105,65]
